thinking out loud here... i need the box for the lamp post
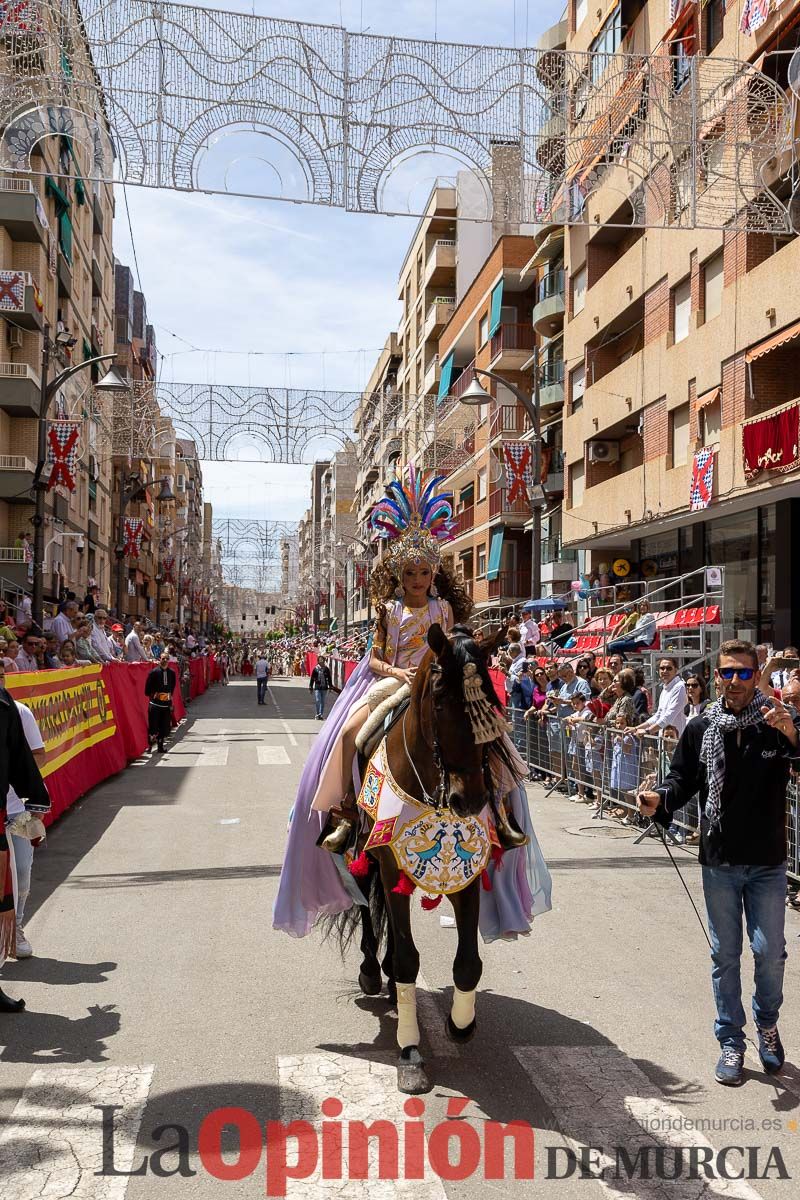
[455,347,545,602]
[31,328,126,627]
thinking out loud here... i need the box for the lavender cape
[272,655,552,941]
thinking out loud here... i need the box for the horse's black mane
[447,624,503,711]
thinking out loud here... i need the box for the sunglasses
[718,667,755,681]
[687,682,702,689]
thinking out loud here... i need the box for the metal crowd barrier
[508,707,799,884]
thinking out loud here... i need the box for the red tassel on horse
[491,845,504,869]
[392,873,415,895]
[348,850,371,877]
[480,869,492,891]
[420,894,442,911]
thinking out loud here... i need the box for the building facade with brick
[559,0,800,643]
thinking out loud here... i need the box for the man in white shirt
[255,653,270,705]
[518,606,542,653]
[16,633,40,673]
[635,658,688,738]
[90,610,115,662]
[49,600,79,648]
[125,621,148,662]
[0,663,46,961]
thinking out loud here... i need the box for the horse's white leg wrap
[396,983,420,1049]
[450,986,477,1030]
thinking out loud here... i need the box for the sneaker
[15,925,32,958]
[715,1044,745,1087]
[757,1025,785,1074]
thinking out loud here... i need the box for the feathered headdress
[370,464,455,574]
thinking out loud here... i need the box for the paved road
[1,676,799,1198]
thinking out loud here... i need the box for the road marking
[268,689,298,746]
[278,1052,447,1197]
[257,745,291,765]
[514,1046,766,1200]
[157,743,229,767]
[0,1064,154,1199]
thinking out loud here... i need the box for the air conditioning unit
[7,324,23,349]
[588,440,620,464]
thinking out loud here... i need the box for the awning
[45,176,70,212]
[746,319,800,362]
[486,529,504,582]
[437,352,454,402]
[520,230,565,278]
[489,281,504,336]
[697,386,720,410]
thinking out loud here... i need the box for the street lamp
[455,348,545,602]
[31,326,127,626]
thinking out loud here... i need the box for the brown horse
[327,622,517,1094]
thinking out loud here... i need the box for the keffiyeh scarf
[700,689,770,831]
[0,830,15,962]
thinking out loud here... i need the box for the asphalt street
[1,675,799,1199]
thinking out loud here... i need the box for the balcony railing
[449,360,476,400]
[488,569,530,600]
[0,546,25,562]
[537,269,565,303]
[540,359,564,388]
[426,238,455,266]
[541,535,577,564]
[453,505,474,535]
[490,404,532,438]
[488,488,531,519]
[0,455,36,471]
[490,322,536,359]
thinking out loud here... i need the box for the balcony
[489,323,535,371]
[0,454,36,500]
[532,269,565,338]
[453,505,475,536]
[423,354,439,395]
[0,546,28,590]
[539,358,564,409]
[424,296,455,339]
[488,569,530,601]
[541,535,577,564]
[92,190,104,235]
[535,107,566,174]
[449,359,476,401]
[0,362,41,416]
[545,449,565,494]
[0,179,48,245]
[91,255,103,296]
[490,404,531,439]
[488,487,531,522]
[0,269,44,331]
[424,239,456,287]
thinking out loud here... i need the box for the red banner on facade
[742,402,800,482]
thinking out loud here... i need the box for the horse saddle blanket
[356,742,496,896]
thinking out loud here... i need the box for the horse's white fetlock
[396,983,421,1049]
[450,986,477,1030]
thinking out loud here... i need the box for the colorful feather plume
[369,464,455,572]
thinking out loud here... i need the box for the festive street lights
[31,328,126,626]
[455,347,546,603]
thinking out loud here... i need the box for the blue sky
[112,0,566,523]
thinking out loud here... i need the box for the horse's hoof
[397,1046,430,1094]
[446,1014,477,1043]
[358,969,382,996]
[385,979,397,1006]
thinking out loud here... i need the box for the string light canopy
[0,1,798,231]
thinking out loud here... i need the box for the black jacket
[0,688,50,817]
[309,664,332,691]
[654,711,800,867]
[144,666,177,706]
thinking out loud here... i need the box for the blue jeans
[313,688,327,718]
[702,863,787,1049]
[6,822,33,924]
[606,634,653,655]
[256,677,268,704]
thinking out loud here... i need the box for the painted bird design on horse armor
[452,827,484,878]
[407,826,448,879]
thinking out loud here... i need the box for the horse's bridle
[400,661,497,814]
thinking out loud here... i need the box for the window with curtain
[479,314,489,345]
[569,459,585,508]
[670,403,691,467]
[590,5,622,84]
[703,251,724,322]
[477,543,487,577]
[570,362,586,412]
[673,277,691,343]
[702,399,721,445]
[572,264,587,315]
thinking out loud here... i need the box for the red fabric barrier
[189,656,209,699]
[489,668,507,701]
[7,657,211,828]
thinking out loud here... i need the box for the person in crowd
[3,640,20,672]
[632,666,651,720]
[602,669,641,818]
[109,624,125,658]
[42,632,62,669]
[125,621,148,662]
[15,593,32,632]
[508,658,534,752]
[144,651,177,753]
[539,661,591,791]
[16,632,40,672]
[309,653,333,720]
[685,674,710,720]
[588,667,614,720]
[635,658,687,739]
[606,599,657,658]
[89,610,115,662]
[756,644,769,670]
[75,618,103,664]
[518,605,542,655]
[82,584,100,614]
[565,691,595,803]
[255,652,270,705]
[575,659,593,691]
[771,647,799,691]
[524,665,551,780]
[0,600,16,642]
[607,653,624,676]
[0,661,45,961]
[50,599,79,647]
[639,640,799,1087]
[59,639,79,668]
[548,613,574,650]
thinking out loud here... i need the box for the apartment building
[0,8,116,606]
[319,449,357,628]
[174,438,206,628]
[560,0,800,643]
[297,460,330,625]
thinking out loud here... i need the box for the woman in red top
[588,667,614,720]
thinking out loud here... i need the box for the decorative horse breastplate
[357,742,496,895]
